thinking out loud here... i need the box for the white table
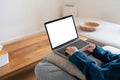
[75,18,120,48]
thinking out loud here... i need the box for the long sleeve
[69,51,95,75]
[92,46,119,63]
[69,47,120,80]
[69,51,107,80]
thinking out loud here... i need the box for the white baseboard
[1,30,45,45]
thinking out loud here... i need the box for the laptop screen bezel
[44,15,79,50]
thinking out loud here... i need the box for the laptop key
[57,40,89,55]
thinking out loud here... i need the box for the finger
[66,46,73,50]
[83,47,91,52]
[83,48,86,51]
[72,46,76,48]
[66,47,71,52]
[66,46,70,50]
[83,49,89,52]
[65,49,68,53]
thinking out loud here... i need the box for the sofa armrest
[35,62,78,80]
[103,46,120,54]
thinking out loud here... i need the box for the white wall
[0,0,62,44]
[63,0,120,24]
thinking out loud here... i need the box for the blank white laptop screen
[45,16,78,48]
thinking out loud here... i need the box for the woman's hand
[83,44,96,53]
[65,44,96,55]
[65,46,78,55]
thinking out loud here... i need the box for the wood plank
[0,32,51,79]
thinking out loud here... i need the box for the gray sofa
[35,46,120,80]
[35,62,79,80]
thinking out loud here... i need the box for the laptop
[44,15,90,57]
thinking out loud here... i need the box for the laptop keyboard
[57,40,89,55]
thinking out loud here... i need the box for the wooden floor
[0,32,88,80]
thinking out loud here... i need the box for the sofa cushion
[35,62,78,80]
[42,52,86,80]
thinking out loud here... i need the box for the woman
[66,44,120,80]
